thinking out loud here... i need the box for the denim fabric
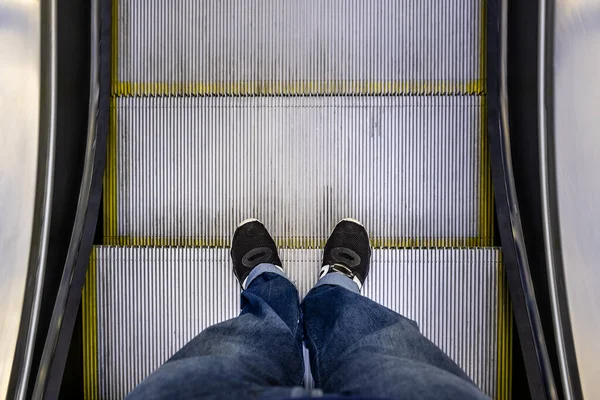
[314,271,360,294]
[127,267,489,400]
[245,263,289,289]
[303,285,489,399]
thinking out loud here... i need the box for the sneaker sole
[339,217,364,227]
[237,218,261,228]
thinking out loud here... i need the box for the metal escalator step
[83,246,512,399]
[113,0,485,96]
[103,95,494,247]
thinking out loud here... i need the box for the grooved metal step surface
[96,0,506,399]
[104,96,494,247]
[83,247,512,399]
[113,0,485,96]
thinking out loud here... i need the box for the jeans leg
[127,267,305,400]
[302,279,489,400]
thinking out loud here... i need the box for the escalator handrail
[31,0,105,397]
[491,0,559,397]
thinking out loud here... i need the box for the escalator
[14,0,599,399]
[81,1,512,398]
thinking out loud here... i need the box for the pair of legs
[128,220,488,399]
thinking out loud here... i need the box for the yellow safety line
[497,255,514,400]
[478,97,494,247]
[102,236,486,249]
[103,97,118,240]
[477,0,495,248]
[83,251,99,400]
[106,0,118,240]
[112,80,485,97]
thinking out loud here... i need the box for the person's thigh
[128,273,304,400]
[302,284,488,399]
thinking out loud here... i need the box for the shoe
[231,219,283,288]
[320,218,372,290]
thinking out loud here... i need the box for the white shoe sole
[237,218,261,228]
[338,217,364,227]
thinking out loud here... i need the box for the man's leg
[128,221,305,400]
[302,219,489,399]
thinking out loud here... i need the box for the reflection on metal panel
[0,1,40,398]
[114,0,484,95]
[552,0,600,397]
[105,96,492,247]
[84,246,507,399]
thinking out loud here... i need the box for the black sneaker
[231,219,283,288]
[320,218,372,290]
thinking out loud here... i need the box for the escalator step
[113,0,485,96]
[103,96,493,248]
[83,246,511,399]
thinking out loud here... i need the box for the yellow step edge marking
[478,97,494,247]
[478,0,494,249]
[111,80,486,97]
[83,251,98,400]
[103,97,118,240]
[497,255,514,400]
[101,236,487,249]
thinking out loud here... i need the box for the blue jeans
[127,264,489,399]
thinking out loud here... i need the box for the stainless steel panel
[85,246,506,398]
[107,96,490,246]
[115,0,484,95]
[0,1,42,398]
[548,0,600,397]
